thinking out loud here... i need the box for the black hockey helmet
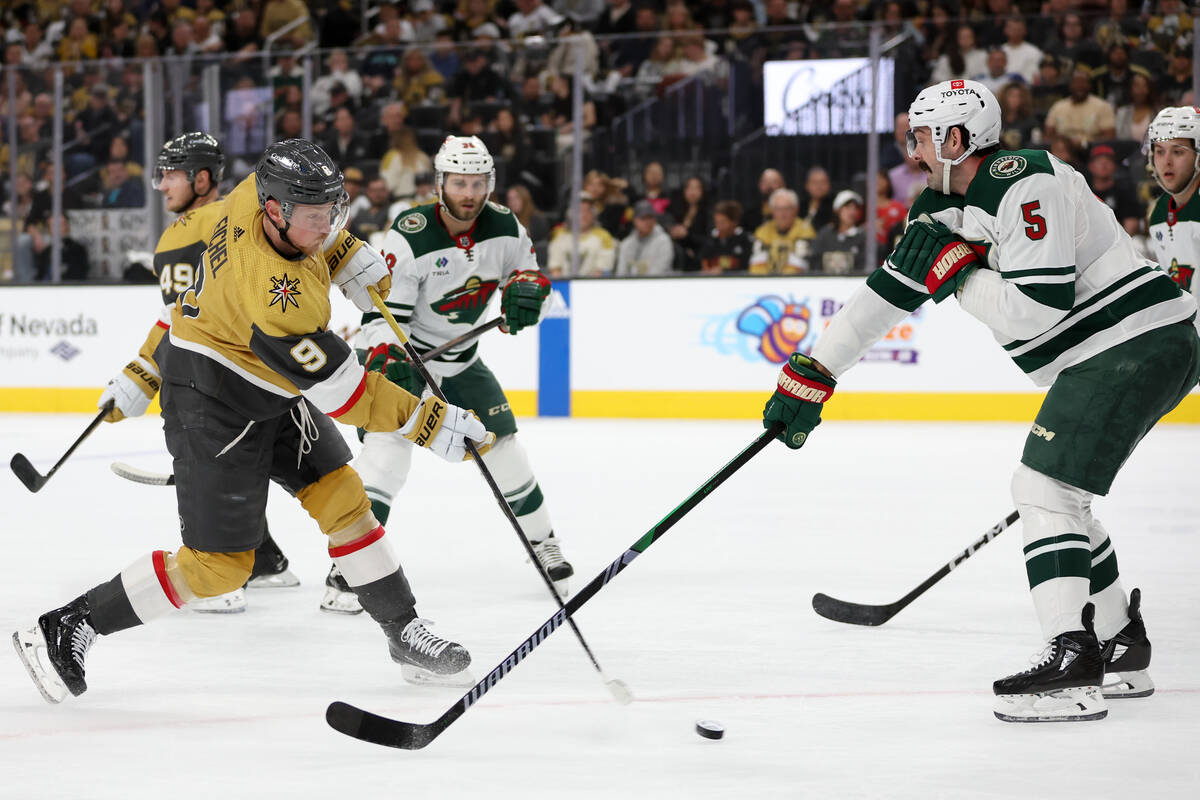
[153,131,225,188]
[255,138,347,219]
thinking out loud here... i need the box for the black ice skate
[1101,587,1154,699]
[382,617,473,687]
[12,595,97,704]
[247,531,300,589]
[319,564,363,615]
[993,603,1107,723]
[531,534,574,599]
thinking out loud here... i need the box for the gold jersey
[162,174,418,429]
[129,198,228,372]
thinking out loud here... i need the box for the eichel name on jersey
[128,199,229,381]
[363,200,538,373]
[824,149,1197,386]
[1148,192,1200,304]
[161,173,422,428]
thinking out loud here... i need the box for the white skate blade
[11,628,69,704]
[319,586,363,615]
[400,663,476,688]
[994,685,1108,722]
[1103,670,1155,699]
[552,577,570,600]
[189,589,247,614]
[246,569,300,589]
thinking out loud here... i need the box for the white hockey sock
[1012,465,1093,640]
[354,430,414,525]
[481,434,554,541]
[328,525,401,589]
[1086,516,1129,641]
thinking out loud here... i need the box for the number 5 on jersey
[1022,201,1047,240]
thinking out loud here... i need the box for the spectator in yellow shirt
[749,188,815,274]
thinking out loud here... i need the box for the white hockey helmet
[434,135,496,196]
[906,79,1001,193]
[1145,106,1200,194]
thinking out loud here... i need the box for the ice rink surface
[1,413,1197,799]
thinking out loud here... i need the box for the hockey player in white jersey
[353,135,574,597]
[1146,106,1200,305]
[762,80,1199,723]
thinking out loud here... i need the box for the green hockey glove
[889,218,979,303]
[500,269,551,334]
[763,353,836,449]
[364,343,424,396]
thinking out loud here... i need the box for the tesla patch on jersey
[399,214,427,234]
[267,274,302,312]
[989,155,1027,179]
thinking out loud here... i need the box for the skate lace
[401,618,451,658]
[533,538,565,569]
[1022,641,1058,674]
[70,620,96,670]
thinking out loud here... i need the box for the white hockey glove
[399,388,495,462]
[99,357,161,423]
[332,241,392,313]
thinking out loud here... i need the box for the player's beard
[443,194,485,223]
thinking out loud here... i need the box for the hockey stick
[327,423,782,749]
[106,320,505,488]
[10,399,114,493]
[811,509,1020,626]
[367,287,632,704]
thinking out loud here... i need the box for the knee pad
[296,464,376,545]
[175,547,254,598]
[353,430,414,502]
[1011,464,1091,534]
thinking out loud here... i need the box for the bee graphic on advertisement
[736,295,811,364]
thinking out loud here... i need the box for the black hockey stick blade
[811,510,1020,626]
[10,453,48,492]
[326,702,437,750]
[10,400,113,493]
[326,425,780,750]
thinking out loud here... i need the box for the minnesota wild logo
[267,274,302,312]
[989,154,1027,179]
[431,276,498,324]
[1168,258,1195,291]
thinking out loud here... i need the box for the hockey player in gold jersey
[14,140,494,703]
[97,131,305,614]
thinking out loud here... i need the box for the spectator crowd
[0,0,1194,281]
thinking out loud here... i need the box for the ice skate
[383,617,473,687]
[1102,588,1154,699]
[993,603,1107,723]
[189,587,247,614]
[246,533,300,589]
[320,565,363,615]
[12,595,97,704]
[530,534,574,599]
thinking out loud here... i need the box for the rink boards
[0,277,1196,422]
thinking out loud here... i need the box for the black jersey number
[179,259,207,318]
[1021,201,1047,240]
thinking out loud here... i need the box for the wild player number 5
[290,338,328,373]
[1021,201,1047,241]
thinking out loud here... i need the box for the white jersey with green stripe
[1147,191,1200,306]
[813,149,1197,386]
[365,200,537,376]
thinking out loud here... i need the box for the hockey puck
[695,720,724,740]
